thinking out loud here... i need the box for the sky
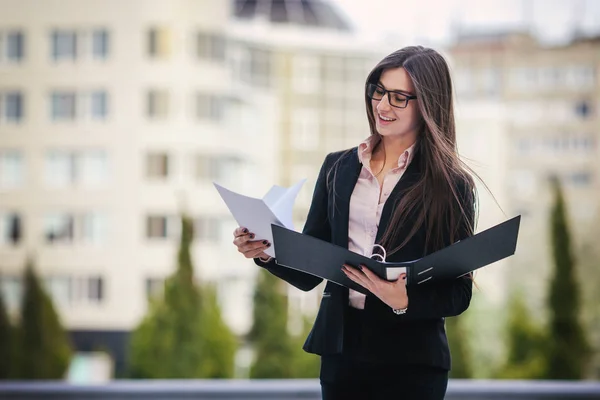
[330,0,600,45]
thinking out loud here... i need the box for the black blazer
[255,146,475,371]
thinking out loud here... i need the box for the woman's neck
[373,134,417,163]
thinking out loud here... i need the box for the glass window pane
[52,30,77,61]
[0,212,21,245]
[45,213,75,244]
[0,151,23,188]
[91,91,107,120]
[80,151,107,186]
[51,91,77,120]
[81,213,106,245]
[92,29,108,59]
[6,31,24,61]
[5,92,23,122]
[45,151,75,187]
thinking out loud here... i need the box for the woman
[232,46,477,399]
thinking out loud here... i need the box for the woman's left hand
[342,264,408,309]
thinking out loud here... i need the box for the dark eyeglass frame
[366,83,417,109]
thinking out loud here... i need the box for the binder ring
[370,244,387,262]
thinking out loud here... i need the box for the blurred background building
[1,0,599,381]
[450,31,599,311]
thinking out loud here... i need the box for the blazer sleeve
[253,153,332,292]
[399,178,476,320]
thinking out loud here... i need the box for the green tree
[17,260,72,379]
[545,178,590,379]
[0,291,13,379]
[129,214,237,378]
[495,291,547,379]
[446,314,473,378]
[249,269,295,378]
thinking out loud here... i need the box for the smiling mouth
[378,114,396,122]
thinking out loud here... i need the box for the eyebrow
[377,82,414,96]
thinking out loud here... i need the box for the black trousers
[320,355,448,400]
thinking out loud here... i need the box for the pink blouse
[348,136,416,309]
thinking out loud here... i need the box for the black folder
[271,216,521,295]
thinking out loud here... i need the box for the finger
[233,232,256,246]
[244,247,270,259]
[233,227,249,237]
[359,265,385,285]
[239,239,270,255]
[342,265,371,290]
[341,268,368,289]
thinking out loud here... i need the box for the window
[45,150,107,188]
[3,31,24,62]
[249,48,271,87]
[91,29,109,60]
[146,215,178,239]
[195,155,242,182]
[0,150,23,188]
[196,93,225,121]
[575,100,592,119]
[146,152,170,179]
[51,91,77,120]
[291,109,320,150]
[292,55,320,93]
[44,213,105,245]
[4,92,23,122]
[80,151,108,186]
[0,275,22,311]
[147,27,171,58]
[570,171,592,186]
[49,90,109,121]
[0,212,21,245]
[45,151,76,187]
[51,30,77,61]
[45,276,105,305]
[146,89,169,119]
[197,32,225,62]
[45,213,75,243]
[567,65,595,88]
[90,91,108,120]
[0,91,24,123]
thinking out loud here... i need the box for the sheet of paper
[214,180,305,257]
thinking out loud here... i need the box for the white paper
[214,179,306,257]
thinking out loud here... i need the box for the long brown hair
[333,46,479,256]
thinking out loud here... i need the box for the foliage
[544,178,590,379]
[129,214,237,378]
[17,260,72,379]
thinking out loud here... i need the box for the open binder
[271,216,521,295]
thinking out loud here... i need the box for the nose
[376,92,392,113]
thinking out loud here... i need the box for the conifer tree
[18,260,72,379]
[545,178,589,379]
[129,214,236,378]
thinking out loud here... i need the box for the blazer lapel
[331,148,361,249]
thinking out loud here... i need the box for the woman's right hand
[232,227,271,260]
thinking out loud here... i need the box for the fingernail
[266,243,271,247]
[242,228,248,233]
[262,240,268,245]
[250,234,255,239]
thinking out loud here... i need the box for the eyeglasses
[366,83,417,109]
